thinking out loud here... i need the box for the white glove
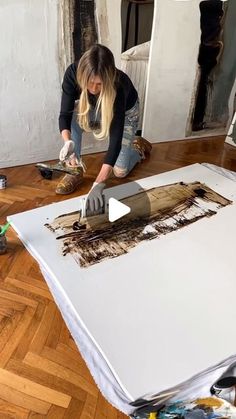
[59,140,75,161]
[85,182,105,215]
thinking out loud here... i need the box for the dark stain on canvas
[45,181,232,268]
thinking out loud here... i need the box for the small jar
[0,174,7,189]
[0,234,7,254]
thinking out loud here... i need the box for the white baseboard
[0,134,108,169]
[0,152,59,169]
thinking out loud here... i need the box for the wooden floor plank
[46,405,66,419]
[0,287,38,308]
[42,346,94,384]
[0,312,23,353]
[44,310,62,349]
[81,394,98,419]
[13,303,46,361]
[0,368,71,408]
[7,358,89,402]
[6,276,53,300]
[62,398,84,419]
[0,307,36,367]
[24,352,98,397]
[28,302,57,354]
[0,397,29,419]
[0,382,50,415]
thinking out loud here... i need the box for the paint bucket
[0,175,7,189]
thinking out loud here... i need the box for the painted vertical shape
[73,0,97,60]
[95,0,122,67]
[0,0,61,168]
[143,0,201,142]
[205,0,236,127]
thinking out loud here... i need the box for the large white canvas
[8,164,236,402]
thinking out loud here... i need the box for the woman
[58,44,152,211]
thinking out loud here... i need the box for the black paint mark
[192,0,224,131]
[194,187,206,198]
[73,0,97,61]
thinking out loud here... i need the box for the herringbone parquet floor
[0,136,236,418]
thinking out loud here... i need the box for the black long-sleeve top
[59,63,138,166]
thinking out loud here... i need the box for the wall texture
[143,0,236,142]
[205,0,236,128]
[2,0,235,168]
[0,0,61,168]
[95,0,122,68]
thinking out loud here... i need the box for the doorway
[189,0,236,135]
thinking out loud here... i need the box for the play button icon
[108,198,130,222]
[84,181,151,232]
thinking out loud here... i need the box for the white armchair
[121,41,150,131]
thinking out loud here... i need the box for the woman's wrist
[61,129,71,142]
[95,164,112,184]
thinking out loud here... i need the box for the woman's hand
[82,164,112,216]
[86,182,106,213]
[59,140,75,162]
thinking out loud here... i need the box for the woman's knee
[113,165,129,178]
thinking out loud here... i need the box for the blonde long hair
[77,44,117,139]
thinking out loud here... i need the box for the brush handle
[0,222,11,236]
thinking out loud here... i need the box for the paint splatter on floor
[45,181,232,268]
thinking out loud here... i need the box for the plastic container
[0,233,7,254]
[0,174,7,189]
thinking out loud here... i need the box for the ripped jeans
[71,100,141,177]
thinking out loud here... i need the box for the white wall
[143,0,201,142]
[2,0,232,169]
[0,0,61,168]
[95,0,122,68]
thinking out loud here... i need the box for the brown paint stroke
[45,182,232,268]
